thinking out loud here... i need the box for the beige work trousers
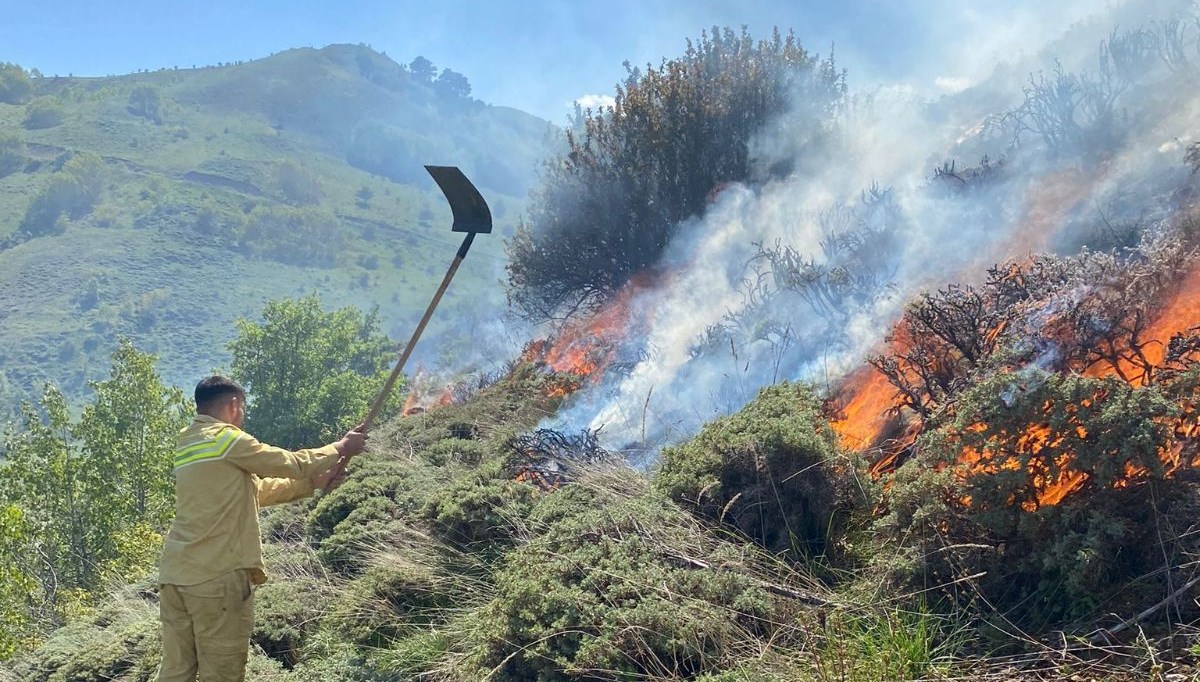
[157,569,255,682]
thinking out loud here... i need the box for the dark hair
[194,375,245,411]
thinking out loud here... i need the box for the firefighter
[156,375,366,681]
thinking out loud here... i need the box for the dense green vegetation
[229,295,401,449]
[0,341,189,656]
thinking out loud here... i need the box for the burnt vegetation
[854,216,1200,623]
[506,27,846,321]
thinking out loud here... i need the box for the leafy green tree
[229,295,399,449]
[507,27,845,320]
[0,62,32,104]
[408,56,436,84]
[0,504,36,659]
[126,85,163,123]
[433,68,470,99]
[73,340,190,579]
[22,97,63,129]
[0,342,187,646]
[0,385,94,599]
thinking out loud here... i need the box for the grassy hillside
[0,45,552,415]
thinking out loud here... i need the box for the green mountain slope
[0,45,552,414]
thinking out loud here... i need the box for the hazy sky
[2,0,1106,123]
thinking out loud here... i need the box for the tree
[409,56,436,84]
[73,340,190,571]
[0,387,90,597]
[434,68,471,99]
[0,63,32,104]
[229,295,399,449]
[506,28,845,321]
[0,504,35,659]
[355,185,374,209]
[126,85,163,123]
[0,342,187,646]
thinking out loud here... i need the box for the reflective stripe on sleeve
[173,430,240,470]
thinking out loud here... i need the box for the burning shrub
[931,156,1007,195]
[507,27,845,321]
[882,370,1199,622]
[859,241,1188,453]
[506,428,612,489]
[655,382,857,558]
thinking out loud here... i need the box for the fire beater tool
[321,165,492,493]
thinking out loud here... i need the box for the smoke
[543,0,1200,454]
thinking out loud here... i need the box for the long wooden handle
[320,232,476,493]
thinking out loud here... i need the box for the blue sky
[1,0,1104,123]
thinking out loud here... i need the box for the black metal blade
[424,165,493,234]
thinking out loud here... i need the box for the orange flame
[1000,166,1104,259]
[830,366,897,451]
[402,371,455,416]
[832,245,1200,508]
[522,272,660,397]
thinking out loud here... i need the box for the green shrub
[308,459,429,540]
[656,382,854,558]
[288,636,389,682]
[20,152,106,236]
[308,458,436,571]
[420,466,536,556]
[254,577,338,668]
[11,596,159,682]
[422,437,487,467]
[242,205,344,266]
[374,630,450,679]
[22,98,63,130]
[327,562,457,648]
[0,134,25,178]
[460,495,780,680]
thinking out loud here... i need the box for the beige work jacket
[158,414,339,586]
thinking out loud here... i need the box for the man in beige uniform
[157,375,365,681]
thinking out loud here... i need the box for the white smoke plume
[542,0,1200,455]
